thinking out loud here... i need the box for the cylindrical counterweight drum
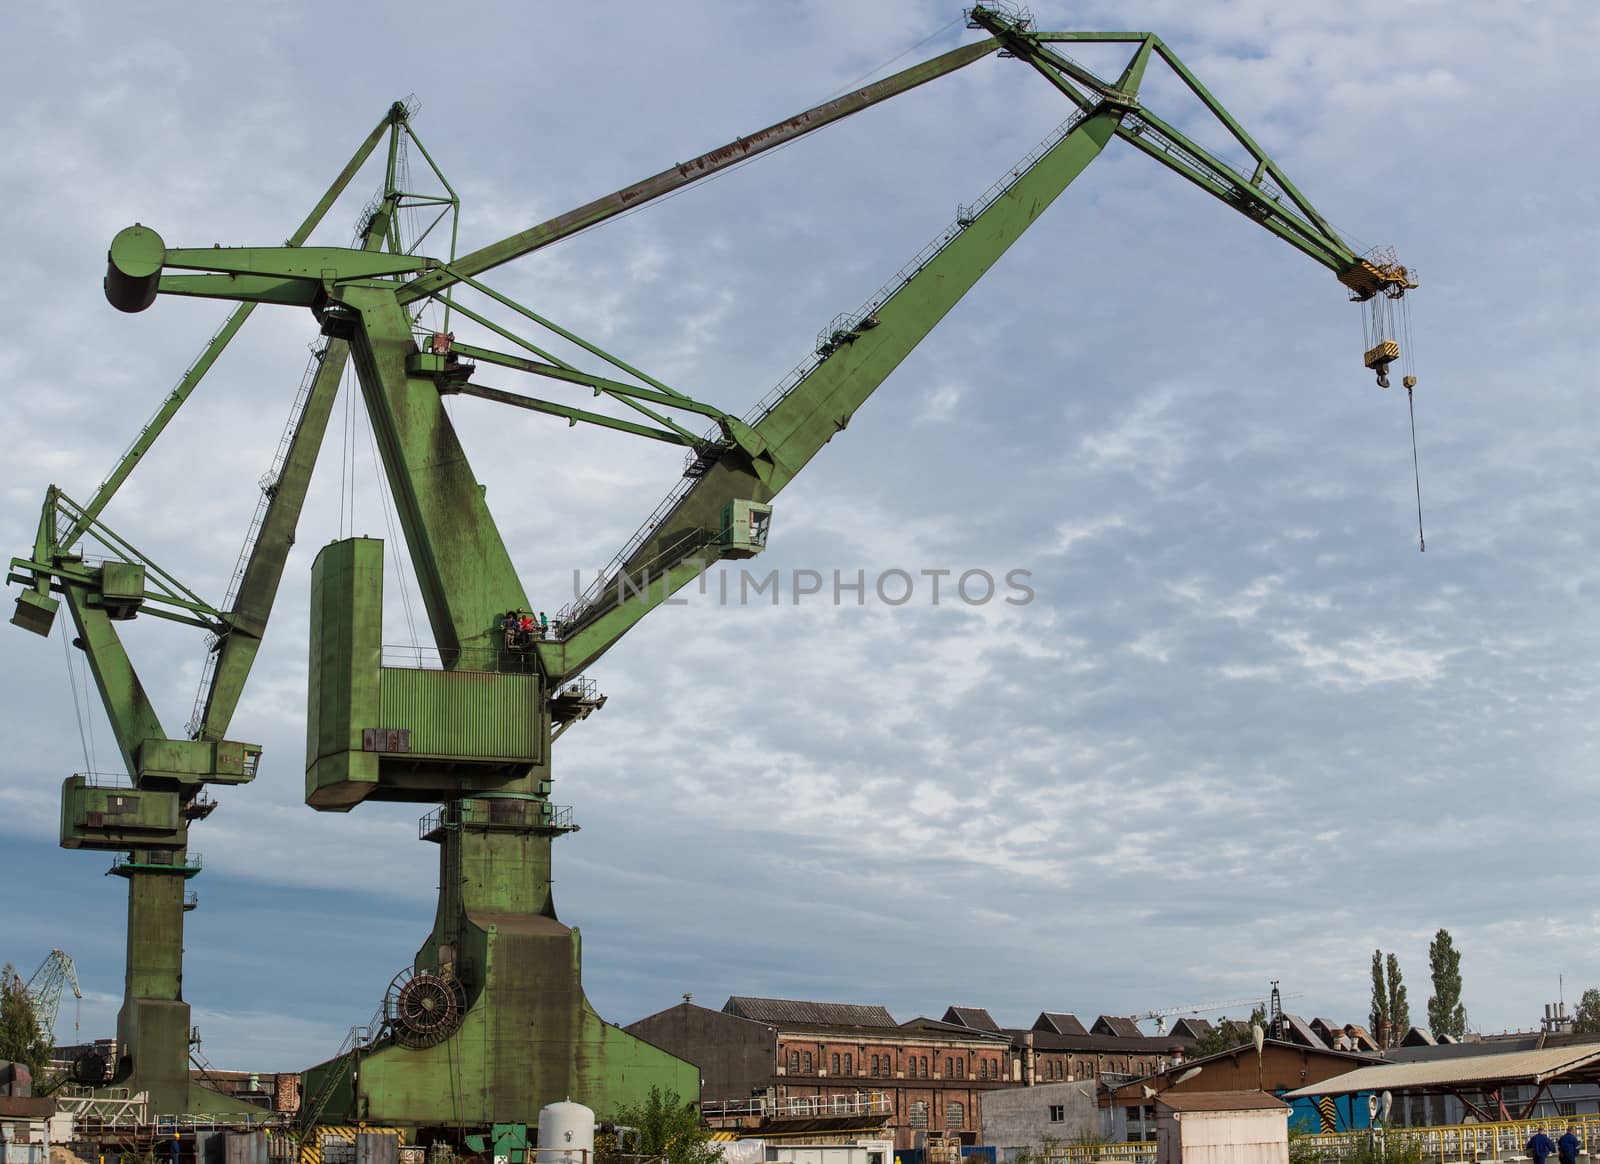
[105,224,166,312]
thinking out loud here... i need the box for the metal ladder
[187,344,329,738]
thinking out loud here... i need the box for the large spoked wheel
[384,967,466,1049]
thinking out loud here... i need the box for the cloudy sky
[3,0,1596,1073]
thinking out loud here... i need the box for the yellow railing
[1045,1145,1155,1163]
[1037,1114,1600,1163]
[1290,1113,1600,1161]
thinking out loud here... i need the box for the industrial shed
[1285,1045,1600,1124]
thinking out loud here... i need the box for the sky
[2,1,1597,1074]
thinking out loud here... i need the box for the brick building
[626,996,1020,1150]
[939,1008,1186,1086]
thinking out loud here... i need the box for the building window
[946,1101,965,1130]
[1048,1105,1065,1123]
[804,1052,812,1073]
[956,1058,965,1078]
[1559,1102,1577,1118]
[831,1054,840,1075]
[910,1101,929,1129]
[844,1053,853,1075]
[979,1059,987,1080]
[871,1054,880,1077]
[944,1058,954,1078]
[788,1051,799,1073]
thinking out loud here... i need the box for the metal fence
[1036,1113,1600,1164]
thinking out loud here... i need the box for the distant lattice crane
[1140,989,1304,1034]
[25,950,81,1048]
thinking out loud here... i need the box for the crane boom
[394,38,1002,304]
[535,14,1414,677]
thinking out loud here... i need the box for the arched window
[946,1100,965,1129]
[871,1054,880,1077]
[844,1053,853,1075]
[979,1059,988,1080]
[831,1053,840,1075]
[788,1051,799,1072]
[803,1052,812,1072]
[922,1056,930,1077]
[910,1101,930,1129]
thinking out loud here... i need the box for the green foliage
[0,964,51,1078]
[1368,950,1410,1045]
[1426,929,1467,1039]
[602,1087,717,1164]
[1369,950,1388,1037]
[1290,1134,1424,1164]
[1574,988,1600,1034]
[1010,1135,1064,1164]
[1385,953,1410,1039]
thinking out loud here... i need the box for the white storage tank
[537,1101,596,1164]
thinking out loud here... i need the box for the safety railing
[107,850,203,872]
[380,642,538,673]
[76,770,136,788]
[702,1092,894,1120]
[419,801,575,840]
[1290,1112,1600,1162]
[1042,1145,1152,1164]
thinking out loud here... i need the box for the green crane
[10,3,1413,1134]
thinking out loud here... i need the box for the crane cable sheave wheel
[384,965,467,1049]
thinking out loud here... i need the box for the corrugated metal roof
[944,1006,1000,1032]
[722,996,898,1029]
[1285,1045,1600,1097]
[1159,1091,1290,1112]
[1034,1012,1089,1037]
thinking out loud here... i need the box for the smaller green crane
[25,950,81,1050]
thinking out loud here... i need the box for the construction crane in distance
[25,950,81,1049]
[1140,990,1304,1034]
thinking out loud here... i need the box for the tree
[602,1087,717,1164]
[1573,989,1600,1035]
[1427,929,1467,1039]
[1386,953,1410,1042]
[0,964,51,1078]
[1369,950,1389,1039]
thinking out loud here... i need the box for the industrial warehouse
[2,2,1591,1164]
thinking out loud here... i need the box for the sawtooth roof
[1033,1012,1089,1037]
[943,1006,1001,1032]
[723,996,898,1029]
[1093,1015,1142,1039]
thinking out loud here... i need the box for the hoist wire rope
[1401,294,1425,552]
[338,360,352,539]
[59,613,93,775]
[363,415,422,653]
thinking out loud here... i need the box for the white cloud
[1,0,1595,1068]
